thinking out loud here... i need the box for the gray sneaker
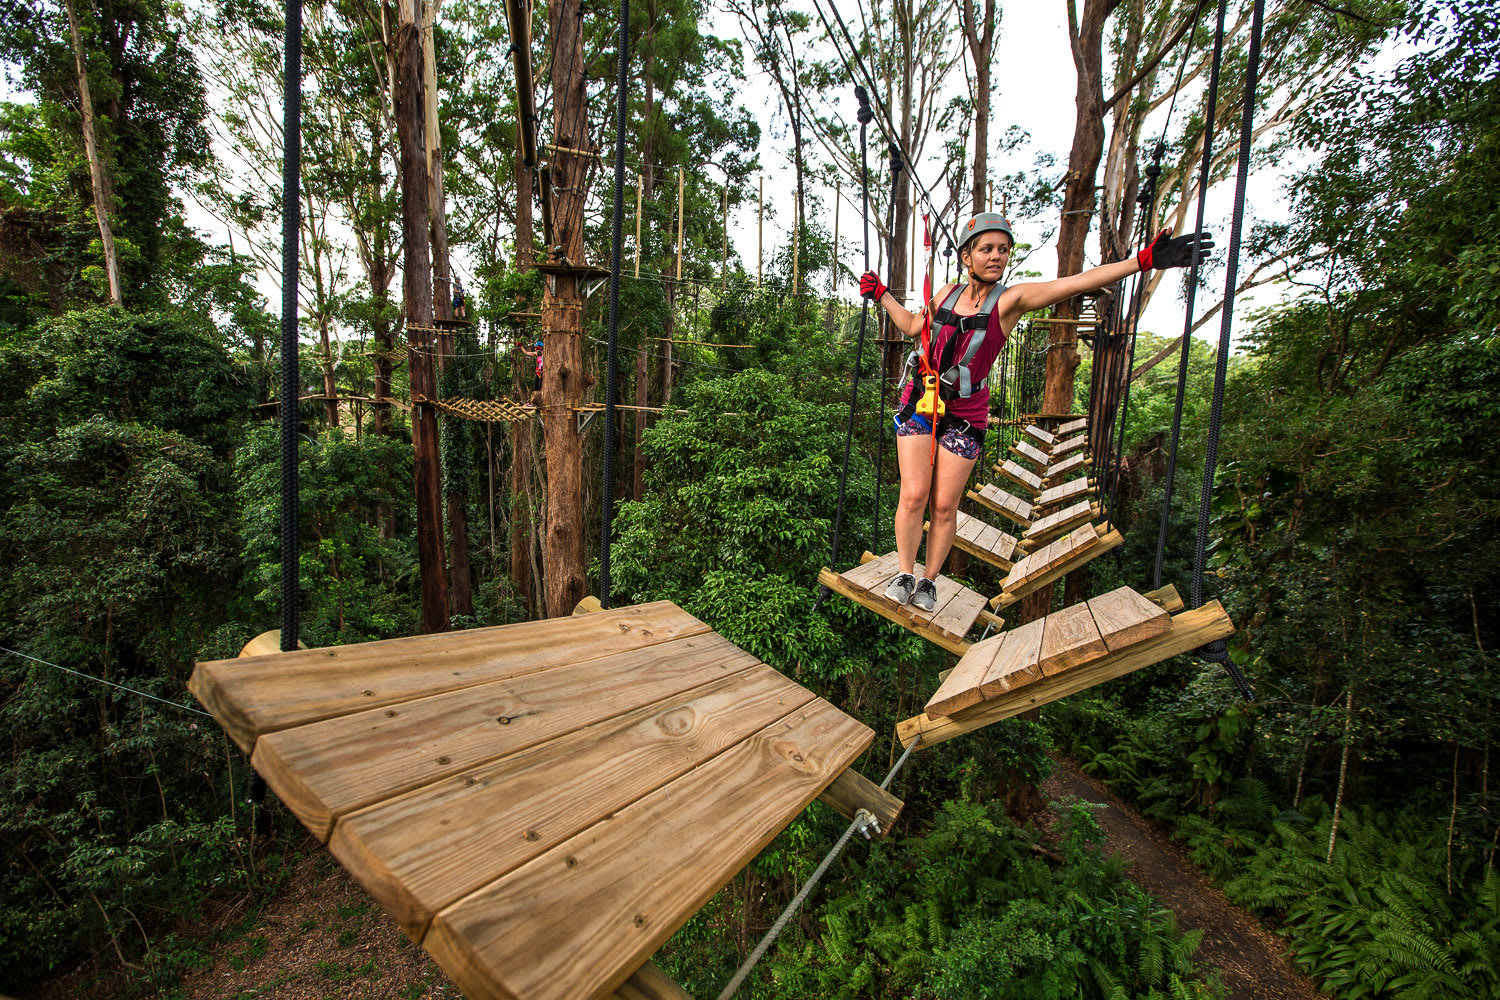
[883,573,917,605]
[910,577,938,612]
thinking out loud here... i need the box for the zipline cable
[1191,0,1264,701]
[599,0,629,608]
[807,0,958,254]
[816,86,878,610]
[1155,0,1227,591]
[1,646,211,717]
[715,736,920,1000]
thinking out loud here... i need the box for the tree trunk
[539,0,589,618]
[1047,0,1124,416]
[1326,689,1354,862]
[64,0,123,306]
[632,44,657,503]
[395,3,449,633]
[960,0,997,214]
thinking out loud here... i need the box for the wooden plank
[1045,453,1089,479]
[1052,434,1087,457]
[614,963,694,1000]
[815,767,904,838]
[256,632,761,840]
[978,618,1045,699]
[968,484,1034,524]
[1011,440,1050,468]
[1036,603,1109,677]
[992,530,1019,563]
[1143,583,1184,613]
[329,663,809,937]
[425,700,872,1000]
[924,586,989,646]
[190,601,709,752]
[1034,476,1092,509]
[900,563,964,627]
[897,601,1235,749]
[1025,499,1093,541]
[1057,418,1087,436]
[925,631,1005,717]
[818,568,970,655]
[840,551,899,591]
[991,529,1124,609]
[1087,586,1172,652]
[238,630,306,658]
[997,460,1043,493]
[1024,424,1055,446]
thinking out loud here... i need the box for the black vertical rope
[1155,0,1228,590]
[1192,0,1263,701]
[1103,155,1162,532]
[599,0,629,608]
[280,0,301,653]
[816,87,875,609]
[873,141,900,551]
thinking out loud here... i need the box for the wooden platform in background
[818,552,996,654]
[901,590,1234,749]
[190,603,884,1000]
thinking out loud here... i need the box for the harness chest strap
[901,280,1007,400]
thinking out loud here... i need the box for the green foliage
[745,800,1221,1000]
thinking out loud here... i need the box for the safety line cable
[1190,0,1263,702]
[1,646,212,717]
[715,735,920,1000]
[1155,0,1228,590]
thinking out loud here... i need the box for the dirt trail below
[1044,759,1321,1000]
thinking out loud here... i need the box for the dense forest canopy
[1,0,1497,997]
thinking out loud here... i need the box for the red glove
[1137,227,1215,271]
[859,271,889,303]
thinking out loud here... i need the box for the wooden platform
[189,603,878,1000]
[818,552,996,654]
[927,511,1020,570]
[1024,424,1055,446]
[901,591,1235,748]
[967,483,1034,527]
[1056,418,1087,436]
[991,523,1125,610]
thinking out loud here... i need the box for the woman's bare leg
[894,433,935,575]
[921,442,979,578]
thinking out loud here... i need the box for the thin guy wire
[1,646,212,717]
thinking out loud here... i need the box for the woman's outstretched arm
[997,229,1213,329]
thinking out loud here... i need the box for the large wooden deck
[189,603,880,1000]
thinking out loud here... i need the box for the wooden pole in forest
[505,0,537,612]
[63,0,122,306]
[634,172,642,278]
[395,0,449,632]
[535,0,592,617]
[675,166,684,281]
[792,199,800,294]
[757,175,763,288]
[720,182,729,288]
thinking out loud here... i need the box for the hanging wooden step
[1051,434,1088,458]
[1033,475,1094,513]
[926,511,1021,570]
[901,591,1235,748]
[189,603,882,1000]
[991,523,1125,610]
[1056,418,1087,436]
[966,483,1034,527]
[1021,499,1099,549]
[1045,452,1090,480]
[1024,424,1056,446]
[818,552,999,655]
[995,459,1044,494]
[1011,439,1051,469]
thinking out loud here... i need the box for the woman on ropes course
[858,213,1212,612]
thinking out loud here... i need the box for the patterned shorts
[894,415,983,461]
